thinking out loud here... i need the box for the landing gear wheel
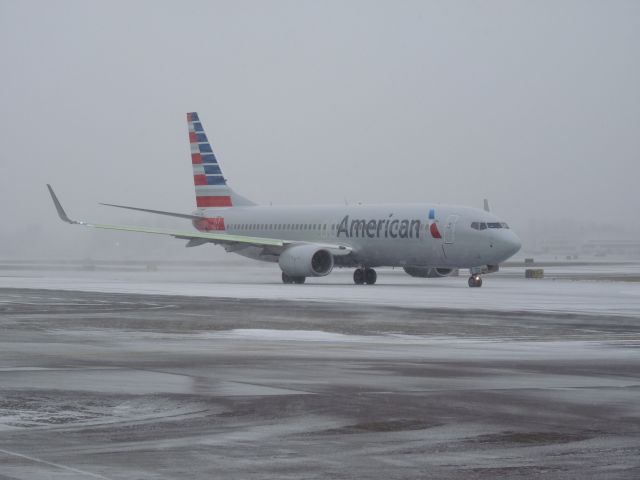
[354,268,376,285]
[282,273,306,284]
[468,275,483,288]
[364,268,377,285]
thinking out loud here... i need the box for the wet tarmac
[1,287,639,479]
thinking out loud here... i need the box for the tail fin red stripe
[196,196,232,207]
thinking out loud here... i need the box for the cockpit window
[473,221,509,230]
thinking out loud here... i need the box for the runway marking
[0,447,114,479]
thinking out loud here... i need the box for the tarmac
[0,263,639,479]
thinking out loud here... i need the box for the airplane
[47,112,521,288]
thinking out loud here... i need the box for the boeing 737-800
[48,112,521,287]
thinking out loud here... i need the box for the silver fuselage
[199,203,521,269]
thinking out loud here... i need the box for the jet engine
[278,244,334,277]
[403,266,455,278]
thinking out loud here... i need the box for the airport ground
[0,262,639,479]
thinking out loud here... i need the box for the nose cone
[503,231,522,259]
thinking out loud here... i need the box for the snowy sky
[1,0,638,259]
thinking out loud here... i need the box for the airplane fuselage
[196,203,521,269]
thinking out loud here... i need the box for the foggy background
[1,0,638,261]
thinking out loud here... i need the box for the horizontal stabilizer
[100,203,202,220]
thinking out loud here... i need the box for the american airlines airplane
[48,112,521,287]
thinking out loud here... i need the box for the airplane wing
[46,185,352,256]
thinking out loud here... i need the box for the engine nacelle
[403,266,455,278]
[278,245,334,277]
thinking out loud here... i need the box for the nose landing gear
[468,274,483,288]
[354,268,377,285]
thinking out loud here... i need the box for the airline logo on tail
[188,112,232,208]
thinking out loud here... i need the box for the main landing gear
[282,272,306,284]
[354,268,377,285]
[468,274,483,288]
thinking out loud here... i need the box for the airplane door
[444,215,459,244]
[321,220,329,240]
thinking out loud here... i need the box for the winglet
[47,184,79,224]
[483,198,490,212]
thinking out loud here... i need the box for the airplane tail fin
[187,112,255,208]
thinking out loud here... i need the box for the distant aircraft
[48,112,520,287]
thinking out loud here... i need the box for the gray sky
[1,0,638,259]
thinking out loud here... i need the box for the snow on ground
[0,264,639,317]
